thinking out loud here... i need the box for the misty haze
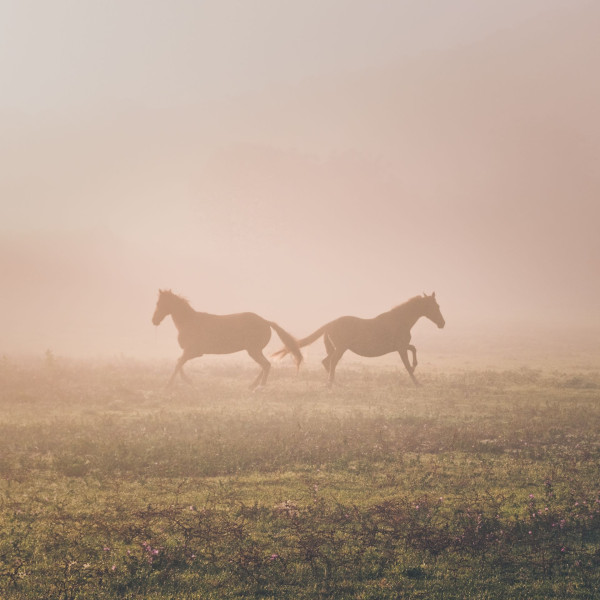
[1,0,598,363]
[1,2,599,598]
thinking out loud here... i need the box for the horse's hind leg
[248,348,271,390]
[322,333,335,373]
[327,349,345,387]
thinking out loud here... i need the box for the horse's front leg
[167,352,194,387]
[398,347,419,386]
[408,344,417,370]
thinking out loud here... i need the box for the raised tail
[268,322,303,367]
[272,324,328,360]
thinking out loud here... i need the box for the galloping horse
[152,290,303,389]
[274,293,445,386]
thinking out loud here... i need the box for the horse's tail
[272,324,328,360]
[268,322,304,367]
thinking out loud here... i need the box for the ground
[0,354,599,599]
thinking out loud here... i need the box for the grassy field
[0,354,599,599]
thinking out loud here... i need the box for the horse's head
[152,289,174,326]
[421,292,445,329]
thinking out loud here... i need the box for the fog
[1,0,599,362]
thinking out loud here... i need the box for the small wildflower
[103,546,111,552]
[270,554,279,561]
[111,564,116,571]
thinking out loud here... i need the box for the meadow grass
[0,356,599,598]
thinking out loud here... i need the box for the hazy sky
[0,0,574,113]
[1,0,599,358]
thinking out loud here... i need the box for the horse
[152,290,303,389]
[273,293,445,386]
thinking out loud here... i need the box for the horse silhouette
[152,290,302,389]
[274,293,445,386]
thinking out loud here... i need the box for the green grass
[0,356,599,598]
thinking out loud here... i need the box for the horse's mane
[161,290,193,309]
[389,295,423,314]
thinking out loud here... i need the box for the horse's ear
[432,291,436,299]
[423,292,428,298]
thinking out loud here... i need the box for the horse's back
[202,311,270,337]
[327,315,404,357]
[180,311,272,354]
[326,315,378,342]
[217,311,266,325]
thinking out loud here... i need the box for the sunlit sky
[1,0,599,358]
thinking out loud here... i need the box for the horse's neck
[385,302,424,332]
[170,302,197,330]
